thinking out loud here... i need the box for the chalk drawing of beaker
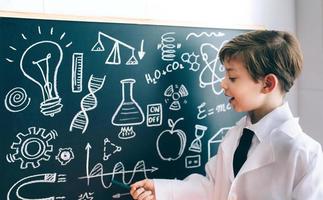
[111,79,145,139]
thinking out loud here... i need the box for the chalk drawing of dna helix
[79,160,158,189]
[199,42,227,96]
[69,75,106,133]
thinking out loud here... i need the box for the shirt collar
[244,102,294,142]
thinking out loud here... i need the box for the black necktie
[233,128,254,177]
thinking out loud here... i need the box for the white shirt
[154,102,323,200]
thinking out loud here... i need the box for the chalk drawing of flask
[111,79,145,139]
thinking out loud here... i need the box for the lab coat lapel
[221,118,246,182]
[224,104,298,180]
[237,118,301,176]
[237,136,275,177]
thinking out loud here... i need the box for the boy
[130,30,323,200]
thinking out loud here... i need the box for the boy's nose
[221,78,227,90]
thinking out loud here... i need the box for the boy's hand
[130,179,156,200]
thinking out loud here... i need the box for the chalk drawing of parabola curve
[199,43,226,96]
[7,127,57,169]
[5,87,31,112]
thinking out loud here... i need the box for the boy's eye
[229,77,236,82]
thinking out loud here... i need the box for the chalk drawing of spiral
[158,32,177,61]
[5,87,31,112]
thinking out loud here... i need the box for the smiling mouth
[224,93,234,103]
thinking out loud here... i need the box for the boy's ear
[262,74,278,93]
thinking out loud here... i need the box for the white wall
[296,0,323,144]
[4,0,321,143]
[0,0,297,29]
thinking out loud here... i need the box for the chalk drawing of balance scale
[92,31,145,65]
[111,79,145,139]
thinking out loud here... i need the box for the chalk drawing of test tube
[7,173,67,200]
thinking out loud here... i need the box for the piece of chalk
[111,179,131,190]
[112,192,130,199]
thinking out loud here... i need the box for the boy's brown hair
[219,30,303,93]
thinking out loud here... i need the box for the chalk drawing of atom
[198,41,228,96]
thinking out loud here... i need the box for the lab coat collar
[238,117,303,178]
[222,102,296,181]
[245,102,294,142]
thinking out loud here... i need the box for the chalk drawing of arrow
[85,143,92,186]
[138,40,145,60]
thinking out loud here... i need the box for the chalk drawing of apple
[156,118,186,161]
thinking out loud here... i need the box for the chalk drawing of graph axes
[7,173,66,200]
[79,143,157,188]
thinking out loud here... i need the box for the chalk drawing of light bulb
[111,79,145,139]
[20,40,63,117]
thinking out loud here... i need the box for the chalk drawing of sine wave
[88,160,157,189]
[186,32,225,40]
[199,42,227,96]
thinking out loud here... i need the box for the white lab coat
[154,103,323,200]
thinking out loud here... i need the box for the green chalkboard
[0,13,246,199]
